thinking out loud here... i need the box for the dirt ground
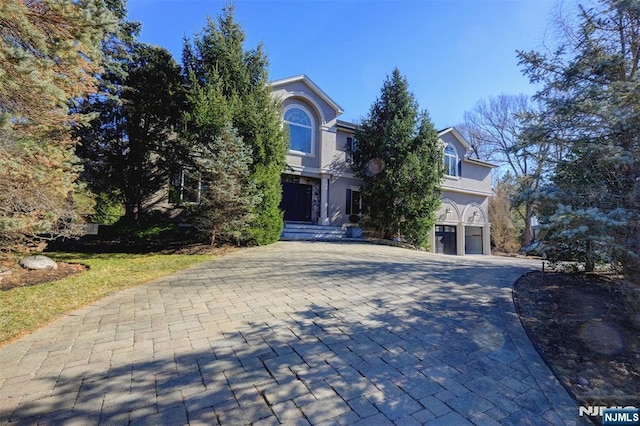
[513,271,640,413]
[0,261,87,291]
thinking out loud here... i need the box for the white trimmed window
[444,144,459,177]
[284,105,314,154]
[170,169,202,204]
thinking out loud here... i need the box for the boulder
[19,255,58,270]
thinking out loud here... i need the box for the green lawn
[0,252,215,346]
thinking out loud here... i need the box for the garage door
[435,225,456,255]
[465,226,483,254]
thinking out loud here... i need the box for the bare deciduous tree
[459,94,556,246]
[488,173,522,253]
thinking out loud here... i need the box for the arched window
[444,144,458,177]
[284,106,314,154]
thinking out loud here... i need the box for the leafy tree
[0,0,116,250]
[349,68,443,247]
[182,6,288,245]
[91,192,124,225]
[518,0,640,277]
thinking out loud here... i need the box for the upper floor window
[284,105,314,154]
[444,144,459,177]
[346,136,357,160]
[347,137,357,151]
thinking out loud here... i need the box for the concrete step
[281,223,346,241]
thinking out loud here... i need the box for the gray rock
[19,255,58,270]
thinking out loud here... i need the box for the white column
[456,223,465,256]
[430,226,437,254]
[483,224,492,255]
[320,174,330,225]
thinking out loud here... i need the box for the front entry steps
[280,222,346,241]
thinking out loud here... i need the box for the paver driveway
[0,242,581,425]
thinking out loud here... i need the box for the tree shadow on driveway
[0,243,579,425]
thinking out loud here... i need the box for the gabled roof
[438,127,497,168]
[438,127,471,151]
[269,75,344,116]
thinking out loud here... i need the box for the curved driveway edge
[0,242,582,425]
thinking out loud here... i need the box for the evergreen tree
[349,69,443,247]
[0,0,116,130]
[0,130,84,250]
[75,3,185,224]
[74,2,143,223]
[124,44,185,222]
[120,44,185,221]
[518,0,640,277]
[191,122,258,245]
[182,6,288,245]
[0,0,115,250]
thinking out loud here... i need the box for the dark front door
[281,182,312,222]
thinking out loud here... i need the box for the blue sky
[127,0,557,128]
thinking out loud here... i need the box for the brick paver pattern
[0,242,582,425]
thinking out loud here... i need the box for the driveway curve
[0,242,580,425]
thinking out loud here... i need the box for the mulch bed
[0,261,87,291]
[513,271,640,416]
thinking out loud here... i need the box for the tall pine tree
[0,0,116,250]
[518,0,640,279]
[0,0,116,130]
[349,69,443,248]
[182,6,288,245]
[76,0,187,225]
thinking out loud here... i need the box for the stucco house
[271,75,495,255]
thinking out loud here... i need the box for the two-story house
[271,75,494,255]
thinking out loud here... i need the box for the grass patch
[0,252,215,346]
